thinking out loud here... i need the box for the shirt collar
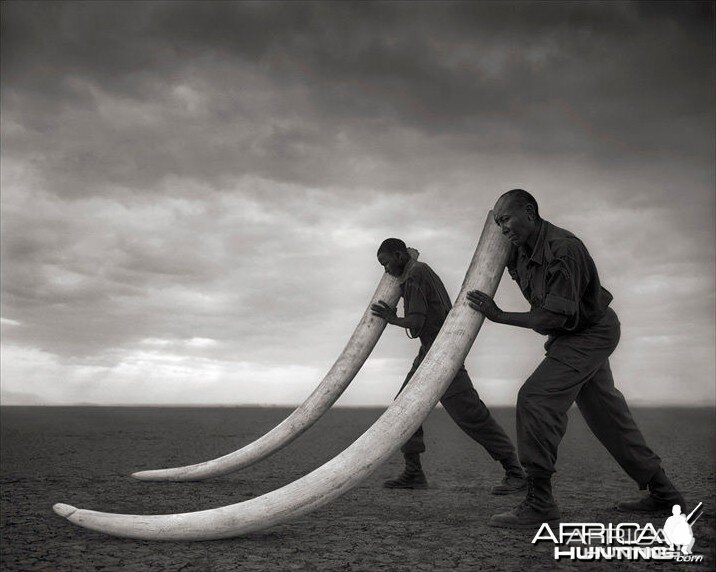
[398,256,417,284]
[522,220,548,265]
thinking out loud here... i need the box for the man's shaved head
[377,238,408,256]
[495,189,540,220]
[377,238,409,277]
[493,189,542,247]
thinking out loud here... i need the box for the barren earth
[1,406,714,571]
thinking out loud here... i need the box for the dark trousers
[398,347,517,462]
[517,307,662,488]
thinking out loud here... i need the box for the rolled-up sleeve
[403,277,427,339]
[542,253,581,317]
[403,277,428,317]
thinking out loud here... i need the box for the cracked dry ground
[2,406,714,571]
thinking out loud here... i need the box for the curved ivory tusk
[131,270,403,481]
[53,212,510,540]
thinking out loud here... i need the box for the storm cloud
[1,1,713,406]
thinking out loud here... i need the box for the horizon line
[2,403,714,409]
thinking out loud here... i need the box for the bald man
[371,238,525,493]
[467,189,685,528]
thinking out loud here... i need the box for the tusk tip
[131,470,164,480]
[53,503,78,519]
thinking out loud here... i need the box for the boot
[383,453,428,489]
[491,455,527,495]
[489,476,560,528]
[616,467,686,514]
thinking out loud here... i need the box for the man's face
[493,198,536,247]
[377,251,405,277]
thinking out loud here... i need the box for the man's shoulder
[544,221,588,260]
[404,260,447,291]
[405,260,433,282]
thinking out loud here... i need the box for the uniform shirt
[507,220,613,336]
[400,259,453,347]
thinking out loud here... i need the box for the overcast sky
[1,1,714,407]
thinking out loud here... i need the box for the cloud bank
[2,1,714,406]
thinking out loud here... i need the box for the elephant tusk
[131,269,403,481]
[53,212,510,540]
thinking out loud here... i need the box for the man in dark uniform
[371,238,526,494]
[467,189,685,528]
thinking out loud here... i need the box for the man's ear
[525,203,536,222]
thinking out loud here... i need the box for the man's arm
[371,301,426,331]
[466,291,567,331]
[468,239,587,331]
